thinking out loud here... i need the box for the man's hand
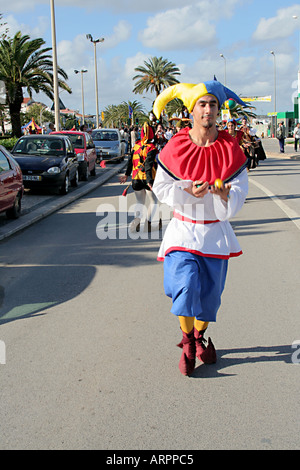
[119,175,128,184]
[210,183,231,202]
[184,181,209,198]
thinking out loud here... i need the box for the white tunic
[153,166,248,261]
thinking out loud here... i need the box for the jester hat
[140,122,154,144]
[153,80,247,119]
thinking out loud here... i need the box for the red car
[51,131,97,181]
[0,145,24,218]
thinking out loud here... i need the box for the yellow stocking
[179,316,194,334]
[194,320,209,332]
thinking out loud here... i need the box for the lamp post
[220,54,227,86]
[40,104,47,132]
[270,51,277,136]
[50,0,60,131]
[74,69,88,125]
[293,15,300,122]
[86,34,104,129]
[270,51,277,113]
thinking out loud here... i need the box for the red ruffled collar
[157,128,247,184]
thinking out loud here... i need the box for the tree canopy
[132,56,180,97]
[0,31,71,136]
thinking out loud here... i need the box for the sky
[1,0,300,118]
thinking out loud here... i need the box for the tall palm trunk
[7,84,23,137]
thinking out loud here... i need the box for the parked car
[91,128,125,163]
[0,145,24,218]
[51,131,96,181]
[11,135,79,195]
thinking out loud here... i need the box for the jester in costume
[120,123,158,232]
[152,80,248,376]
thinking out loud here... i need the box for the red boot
[194,328,217,364]
[177,330,195,376]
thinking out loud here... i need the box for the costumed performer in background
[226,118,244,145]
[152,80,249,376]
[119,122,159,232]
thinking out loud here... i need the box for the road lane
[0,159,299,450]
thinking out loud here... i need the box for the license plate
[23,175,41,181]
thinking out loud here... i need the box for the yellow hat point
[153,80,247,119]
[153,83,205,119]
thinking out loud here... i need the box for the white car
[91,128,125,163]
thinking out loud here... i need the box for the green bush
[0,137,18,150]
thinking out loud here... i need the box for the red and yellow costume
[123,123,158,232]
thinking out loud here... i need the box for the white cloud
[139,0,241,50]
[101,20,132,50]
[0,0,200,14]
[253,5,300,41]
[57,35,88,70]
[1,14,49,39]
[139,7,216,50]
[124,52,149,79]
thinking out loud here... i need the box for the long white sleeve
[153,165,248,261]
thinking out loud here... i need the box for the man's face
[227,122,235,134]
[191,95,219,129]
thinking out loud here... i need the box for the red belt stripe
[173,211,220,224]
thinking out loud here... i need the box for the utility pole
[50,0,60,131]
[86,34,104,129]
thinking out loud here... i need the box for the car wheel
[90,164,96,176]
[6,193,22,219]
[60,174,70,195]
[81,164,89,181]
[71,168,79,187]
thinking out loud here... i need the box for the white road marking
[249,178,300,231]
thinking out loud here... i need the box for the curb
[0,160,128,242]
[265,152,300,160]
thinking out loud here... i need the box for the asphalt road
[0,159,128,241]
[0,140,299,451]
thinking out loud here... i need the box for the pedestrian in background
[130,126,138,151]
[293,122,300,152]
[276,121,286,153]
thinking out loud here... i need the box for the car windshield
[91,131,118,141]
[13,138,65,156]
[60,134,84,149]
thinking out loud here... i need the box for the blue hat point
[204,80,247,109]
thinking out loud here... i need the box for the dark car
[0,145,24,218]
[12,135,79,195]
[51,131,97,181]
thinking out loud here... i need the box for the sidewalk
[261,137,300,160]
[0,160,128,242]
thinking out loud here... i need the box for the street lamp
[220,53,227,86]
[74,69,88,125]
[270,51,277,137]
[86,34,104,129]
[270,51,277,113]
[293,15,300,122]
[292,16,300,68]
[50,0,60,131]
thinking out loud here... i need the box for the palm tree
[165,98,185,119]
[132,56,180,98]
[221,102,257,121]
[103,100,148,128]
[0,31,71,137]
